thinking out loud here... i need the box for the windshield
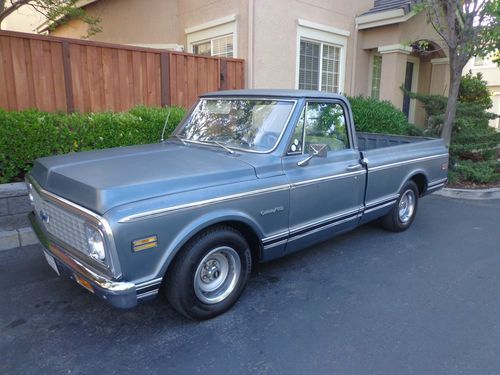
[176,98,295,152]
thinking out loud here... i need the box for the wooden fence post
[219,58,227,90]
[61,41,75,113]
[160,52,171,107]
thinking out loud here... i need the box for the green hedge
[0,106,186,183]
[348,96,422,136]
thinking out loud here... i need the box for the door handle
[346,164,361,171]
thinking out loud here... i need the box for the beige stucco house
[17,0,453,125]
[463,56,500,130]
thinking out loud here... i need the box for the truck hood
[30,143,257,214]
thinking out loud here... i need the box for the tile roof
[361,0,420,16]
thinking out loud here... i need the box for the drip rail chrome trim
[119,184,291,223]
[368,153,449,172]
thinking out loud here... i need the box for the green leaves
[0,106,186,183]
[347,96,422,136]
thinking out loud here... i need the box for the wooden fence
[0,30,245,112]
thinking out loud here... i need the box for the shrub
[459,71,493,109]
[452,160,500,184]
[348,96,421,135]
[0,106,186,183]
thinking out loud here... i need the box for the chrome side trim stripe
[365,194,400,209]
[288,215,360,243]
[428,177,448,187]
[119,184,290,223]
[136,277,163,291]
[289,207,361,236]
[262,208,362,248]
[368,153,449,172]
[137,289,159,299]
[291,170,365,188]
[427,183,445,192]
[363,200,397,214]
[263,239,288,250]
[262,231,289,245]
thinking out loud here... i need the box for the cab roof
[201,89,347,101]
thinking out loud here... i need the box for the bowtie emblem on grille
[39,210,50,225]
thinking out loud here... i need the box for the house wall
[464,58,500,129]
[250,0,372,92]
[51,0,181,45]
[45,0,455,126]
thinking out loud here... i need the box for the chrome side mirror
[297,144,327,167]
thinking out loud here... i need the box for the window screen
[299,39,341,93]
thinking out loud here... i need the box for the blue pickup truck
[28,90,448,319]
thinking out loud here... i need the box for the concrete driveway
[1,195,500,375]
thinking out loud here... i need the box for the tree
[0,0,101,37]
[423,0,500,146]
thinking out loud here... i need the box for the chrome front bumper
[29,212,138,309]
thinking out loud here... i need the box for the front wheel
[381,180,419,232]
[165,226,252,320]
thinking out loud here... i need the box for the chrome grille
[31,188,89,255]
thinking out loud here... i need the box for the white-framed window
[186,15,237,58]
[370,54,382,99]
[296,19,349,93]
[473,55,495,67]
[192,34,233,57]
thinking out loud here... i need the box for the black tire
[381,180,419,232]
[165,226,252,320]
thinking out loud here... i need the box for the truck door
[282,100,366,254]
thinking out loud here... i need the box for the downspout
[349,22,359,96]
[247,0,255,88]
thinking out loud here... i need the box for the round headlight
[84,225,106,261]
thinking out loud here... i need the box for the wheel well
[220,221,262,266]
[410,174,427,196]
[165,221,262,277]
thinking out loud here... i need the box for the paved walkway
[1,196,500,374]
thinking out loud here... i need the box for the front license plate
[44,251,60,276]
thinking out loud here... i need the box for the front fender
[155,209,265,278]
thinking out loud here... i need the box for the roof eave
[356,9,416,29]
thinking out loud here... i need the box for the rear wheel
[381,180,419,232]
[165,226,252,320]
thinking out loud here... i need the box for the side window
[288,102,349,154]
[288,107,305,154]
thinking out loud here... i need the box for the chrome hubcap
[194,246,241,304]
[398,189,415,223]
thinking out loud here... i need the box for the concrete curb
[433,187,500,200]
[0,226,38,251]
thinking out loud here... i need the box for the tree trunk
[441,70,460,146]
[440,49,464,147]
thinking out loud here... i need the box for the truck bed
[357,132,433,151]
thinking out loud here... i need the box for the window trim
[186,16,237,58]
[369,52,382,99]
[295,21,348,93]
[286,99,351,156]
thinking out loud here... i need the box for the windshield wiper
[212,140,235,154]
